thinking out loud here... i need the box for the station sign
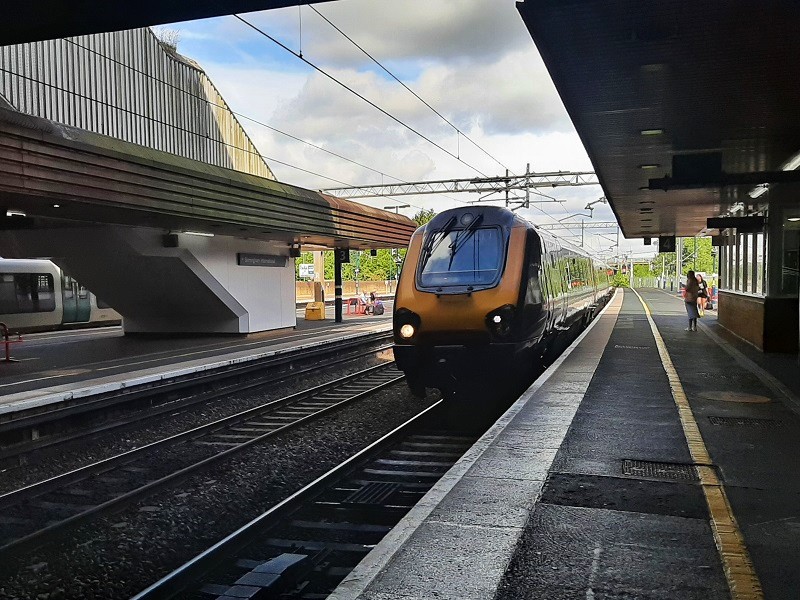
[299,263,315,278]
[237,253,287,267]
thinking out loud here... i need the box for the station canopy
[0,108,415,250]
[518,0,800,238]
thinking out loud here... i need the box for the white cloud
[171,0,654,258]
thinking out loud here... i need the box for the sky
[156,0,653,260]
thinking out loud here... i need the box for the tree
[681,238,714,274]
[413,208,435,226]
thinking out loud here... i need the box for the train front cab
[393,208,550,399]
[393,208,614,402]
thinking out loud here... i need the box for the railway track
[0,362,403,558]
[133,402,477,600]
[0,331,393,465]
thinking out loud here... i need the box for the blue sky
[154,1,653,259]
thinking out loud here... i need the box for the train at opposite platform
[0,258,121,333]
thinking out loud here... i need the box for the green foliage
[412,208,436,226]
[296,249,407,282]
[612,273,630,288]
[652,252,676,278]
[681,237,715,275]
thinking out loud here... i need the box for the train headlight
[486,305,516,338]
[394,308,421,342]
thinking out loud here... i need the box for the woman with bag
[696,273,709,316]
[684,270,700,331]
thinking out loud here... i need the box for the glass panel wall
[719,227,767,296]
[782,211,800,296]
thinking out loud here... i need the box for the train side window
[0,273,56,314]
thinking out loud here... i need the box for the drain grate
[708,416,783,428]
[343,482,400,505]
[622,459,698,481]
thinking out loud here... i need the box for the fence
[296,280,396,301]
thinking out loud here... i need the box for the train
[0,258,121,333]
[392,206,613,404]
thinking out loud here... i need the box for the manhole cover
[622,460,698,481]
[699,391,771,403]
[708,416,783,428]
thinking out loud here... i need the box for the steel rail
[0,362,404,557]
[131,400,444,600]
[0,337,393,464]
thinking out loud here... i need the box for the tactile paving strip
[622,459,698,481]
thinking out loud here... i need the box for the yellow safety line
[630,289,763,600]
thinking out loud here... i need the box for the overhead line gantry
[322,168,599,200]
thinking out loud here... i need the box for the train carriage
[392,206,611,401]
[0,258,121,332]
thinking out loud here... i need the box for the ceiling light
[640,129,664,136]
[183,231,214,237]
[748,184,769,199]
[781,152,800,171]
[788,218,800,222]
[53,204,60,208]
[639,164,660,170]
[6,210,26,217]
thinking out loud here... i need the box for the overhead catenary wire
[233,13,491,179]
[61,38,403,185]
[0,67,444,203]
[60,36,466,211]
[308,4,514,175]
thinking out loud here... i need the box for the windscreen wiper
[420,216,457,266]
[447,214,484,269]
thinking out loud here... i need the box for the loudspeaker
[370,249,378,257]
[289,247,301,258]
[162,233,179,248]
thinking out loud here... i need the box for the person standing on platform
[684,270,700,331]
[696,273,709,313]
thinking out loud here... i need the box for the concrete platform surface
[330,288,800,600]
[0,306,391,417]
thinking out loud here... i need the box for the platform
[331,288,800,600]
[0,302,392,418]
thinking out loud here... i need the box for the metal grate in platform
[622,459,698,481]
[708,416,783,428]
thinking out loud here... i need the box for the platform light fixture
[183,231,214,237]
[5,210,26,217]
[748,184,769,199]
[640,129,664,136]
[638,164,660,170]
[53,204,60,208]
[788,217,800,222]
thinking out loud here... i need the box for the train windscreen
[418,226,503,288]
